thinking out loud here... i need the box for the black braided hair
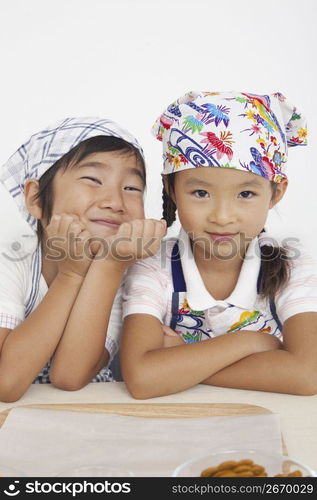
[258,241,290,299]
[256,183,291,299]
[162,173,177,227]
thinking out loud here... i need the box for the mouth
[207,232,238,242]
[90,219,121,229]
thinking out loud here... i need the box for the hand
[45,214,93,279]
[95,219,167,264]
[162,325,185,348]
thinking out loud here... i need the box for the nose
[208,199,237,227]
[97,186,125,213]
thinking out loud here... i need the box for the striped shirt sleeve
[0,248,27,329]
[275,247,317,324]
[104,285,123,363]
[122,252,169,323]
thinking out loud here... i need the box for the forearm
[0,273,83,401]
[123,330,266,399]
[202,349,316,395]
[50,260,127,388]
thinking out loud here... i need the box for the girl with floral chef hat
[120,91,317,399]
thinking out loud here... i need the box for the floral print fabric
[173,295,282,344]
[152,91,307,182]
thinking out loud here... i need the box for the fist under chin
[89,240,104,256]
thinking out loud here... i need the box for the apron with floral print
[169,241,282,342]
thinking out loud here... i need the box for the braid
[258,244,290,300]
[258,228,291,300]
[162,173,177,227]
[257,182,291,299]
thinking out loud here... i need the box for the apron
[169,240,282,342]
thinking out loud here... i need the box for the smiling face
[169,167,287,262]
[48,150,145,238]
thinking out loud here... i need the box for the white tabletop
[1,382,316,471]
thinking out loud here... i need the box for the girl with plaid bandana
[121,91,317,398]
[0,118,166,402]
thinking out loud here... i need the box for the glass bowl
[55,464,134,477]
[172,450,317,477]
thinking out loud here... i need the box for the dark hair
[162,172,290,300]
[34,135,146,240]
[162,173,177,228]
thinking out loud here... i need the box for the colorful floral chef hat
[152,91,307,182]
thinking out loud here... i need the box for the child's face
[48,150,145,238]
[172,167,287,260]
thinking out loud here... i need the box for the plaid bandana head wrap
[152,91,307,182]
[0,117,144,230]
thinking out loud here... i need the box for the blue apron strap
[256,258,263,296]
[170,293,179,331]
[170,241,187,329]
[269,299,283,333]
[258,245,283,332]
[171,240,186,292]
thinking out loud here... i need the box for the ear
[269,178,288,209]
[24,179,43,219]
[162,174,176,204]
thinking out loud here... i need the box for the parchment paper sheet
[0,407,282,476]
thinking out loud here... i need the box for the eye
[239,190,256,199]
[192,189,209,198]
[81,176,102,184]
[124,186,144,192]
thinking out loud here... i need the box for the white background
[0,0,316,253]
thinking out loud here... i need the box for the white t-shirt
[0,240,122,383]
[122,229,317,339]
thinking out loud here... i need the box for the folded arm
[49,259,126,390]
[0,272,83,402]
[120,313,280,399]
[50,219,166,390]
[202,312,317,396]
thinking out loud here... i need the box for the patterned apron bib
[169,240,282,343]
